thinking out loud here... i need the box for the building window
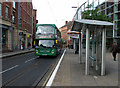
[24,4,26,10]
[12,12,15,23]
[13,0,16,8]
[5,6,9,19]
[0,4,1,16]
[19,19,22,27]
[25,22,26,29]
[20,6,22,17]
[108,14,111,18]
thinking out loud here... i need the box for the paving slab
[52,49,118,87]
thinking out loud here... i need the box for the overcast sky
[32,0,105,28]
[32,0,85,28]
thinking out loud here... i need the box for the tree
[82,4,111,22]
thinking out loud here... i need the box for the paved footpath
[52,49,119,87]
[0,49,34,58]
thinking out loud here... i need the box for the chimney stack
[65,21,68,24]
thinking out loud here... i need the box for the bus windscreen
[35,40,55,48]
[36,25,55,39]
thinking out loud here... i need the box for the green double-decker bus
[35,24,62,56]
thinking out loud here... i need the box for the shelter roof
[75,19,114,26]
[72,19,114,31]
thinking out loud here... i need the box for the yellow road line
[41,63,56,88]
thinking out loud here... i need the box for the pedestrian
[22,42,25,50]
[28,42,31,50]
[68,45,71,49]
[112,42,118,61]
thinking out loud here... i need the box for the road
[2,50,64,87]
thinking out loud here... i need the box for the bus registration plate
[42,54,47,56]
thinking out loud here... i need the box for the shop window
[2,30,8,49]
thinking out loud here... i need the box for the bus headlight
[36,50,38,53]
[51,50,55,54]
[51,52,54,54]
[51,50,56,54]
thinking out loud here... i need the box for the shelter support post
[92,30,94,66]
[67,35,69,49]
[96,30,98,70]
[74,39,76,53]
[79,33,81,63]
[101,27,106,76]
[85,28,90,75]
[81,29,83,49]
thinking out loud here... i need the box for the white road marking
[24,58,36,63]
[0,65,19,74]
[46,49,66,87]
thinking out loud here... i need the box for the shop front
[19,32,32,50]
[19,32,26,50]
[1,24,8,52]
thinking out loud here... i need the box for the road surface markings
[24,58,36,63]
[41,64,55,88]
[45,49,66,87]
[0,65,19,74]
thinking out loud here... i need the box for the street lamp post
[17,1,19,50]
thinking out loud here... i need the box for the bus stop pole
[85,28,90,75]
[79,33,81,63]
[101,27,106,76]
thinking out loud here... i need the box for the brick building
[59,21,73,47]
[59,26,68,46]
[32,9,38,47]
[0,1,36,52]
[0,1,17,52]
[16,2,33,50]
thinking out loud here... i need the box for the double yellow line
[41,63,57,88]
[41,49,66,88]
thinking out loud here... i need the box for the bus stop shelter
[71,19,114,76]
[67,31,79,53]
